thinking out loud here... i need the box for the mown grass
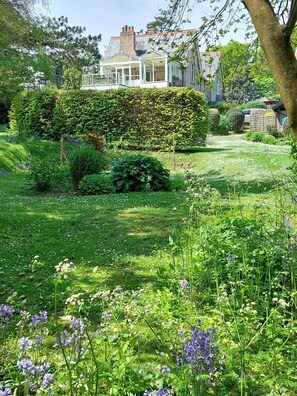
[0,131,293,309]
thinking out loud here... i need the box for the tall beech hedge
[10,87,208,148]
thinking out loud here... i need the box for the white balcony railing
[82,73,143,88]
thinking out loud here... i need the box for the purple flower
[70,317,84,334]
[180,279,189,292]
[161,365,171,374]
[0,304,14,326]
[59,330,75,347]
[18,337,32,351]
[101,310,112,322]
[143,391,152,396]
[17,358,36,375]
[226,252,235,263]
[283,214,292,229]
[0,388,12,396]
[42,373,53,388]
[179,326,220,374]
[35,362,51,374]
[156,389,172,396]
[30,311,48,326]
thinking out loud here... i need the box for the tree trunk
[243,0,297,138]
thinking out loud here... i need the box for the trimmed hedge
[10,87,208,149]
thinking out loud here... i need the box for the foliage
[208,102,234,115]
[69,144,105,187]
[0,0,51,104]
[10,88,208,149]
[111,155,171,193]
[246,131,278,144]
[283,117,292,136]
[216,115,230,135]
[266,124,278,137]
[246,130,265,142]
[208,108,220,134]
[78,173,114,195]
[28,158,71,192]
[262,134,278,144]
[37,16,101,89]
[226,108,244,132]
[241,100,267,109]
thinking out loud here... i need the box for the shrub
[69,144,105,187]
[28,159,71,192]
[10,88,56,138]
[246,131,264,142]
[217,115,229,135]
[111,154,171,193]
[208,108,220,134]
[266,124,278,137]
[79,173,114,195]
[262,134,278,145]
[241,100,267,109]
[10,88,208,149]
[226,108,244,133]
[28,158,56,192]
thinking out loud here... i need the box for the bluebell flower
[70,317,84,334]
[30,311,48,326]
[42,372,53,388]
[101,310,112,322]
[226,252,235,263]
[179,326,220,374]
[0,304,14,326]
[180,279,189,292]
[18,336,32,351]
[17,358,36,375]
[0,388,12,396]
[161,365,171,374]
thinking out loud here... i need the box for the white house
[81,25,223,102]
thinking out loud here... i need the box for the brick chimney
[120,25,135,54]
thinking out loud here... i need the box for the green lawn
[1,131,296,395]
[0,132,293,309]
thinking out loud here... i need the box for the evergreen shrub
[226,108,244,133]
[209,108,220,134]
[111,154,171,193]
[79,173,114,195]
[69,144,105,187]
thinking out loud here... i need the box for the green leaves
[10,87,209,149]
[111,155,171,193]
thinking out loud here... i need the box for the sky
[45,0,246,55]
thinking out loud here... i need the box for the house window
[190,64,195,84]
